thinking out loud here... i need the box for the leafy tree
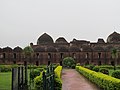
[23,46,34,89]
[111,48,118,70]
[62,57,76,68]
[23,46,34,59]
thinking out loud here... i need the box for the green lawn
[0,72,12,90]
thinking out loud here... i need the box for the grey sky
[0,0,120,48]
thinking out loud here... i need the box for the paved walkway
[62,69,101,90]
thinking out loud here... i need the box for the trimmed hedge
[112,70,120,79]
[0,65,18,72]
[76,66,120,90]
[34,66,62,90]
[54,66,62,90]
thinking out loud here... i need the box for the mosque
[0,31,120,65]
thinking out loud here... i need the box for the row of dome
[0,45,120,52]
[37,33,68,45]
[37,32,120,45]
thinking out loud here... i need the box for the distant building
[0,31,120,65]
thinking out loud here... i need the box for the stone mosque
[0,31,120,65]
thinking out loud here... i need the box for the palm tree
[111,48,118,70]
[23,46,34,90]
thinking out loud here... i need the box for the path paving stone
[62,69,101,90]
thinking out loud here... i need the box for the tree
[62,57,76,69]
[23,46,34,90]
[111,48,118,70]
[23,46,34,59]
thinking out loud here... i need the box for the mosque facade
[0,31,120,65]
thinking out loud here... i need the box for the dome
[107,31,120,43]
[69,46,80,52]
[93,46,104,51]
[13,46,22,52]
[58,46,68,52]
[37,33,54,45]
[3,47,12,52]
[55,37,68,44]
[46,46,57,52]
[81,46,92,52]
[34,46,45,52]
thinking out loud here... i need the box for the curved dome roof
[13,46,22,52]
[55,37,68,44]
[81,46,92,51]
[93,46,104,51]
[3,47,12,52]
[37,33,54,45]
[107,31,120,43]
[34,46,45,52]
[58,46,68,52]
[46,46,57,52]
[69,46,80,52]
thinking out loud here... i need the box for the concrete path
[62,69,101,90]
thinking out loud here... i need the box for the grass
[0,72,12,90]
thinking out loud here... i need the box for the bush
[99,68,109,75]
[54,66,62,90]
[76,66,120,90]
[92,66,100,72]
[34,65,62,90]
[62,57,76,68]
[112,70,120,79]
[84,65,94,70]
[0,65,14,72]
[34,72,43,90]
[30,69,41,80]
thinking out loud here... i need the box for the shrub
[62,57,76,68]
[34,65,62,90]
[30,69,41,80]
[84,64,94,70]
[34,72,43,90]
[54,66,62,90]
[99,68,109,75]
[76,66,120,90]
[0,65,12,72]
[92,66,100,72]
[112,70,120,79]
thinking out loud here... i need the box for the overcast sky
[0,0,120,48]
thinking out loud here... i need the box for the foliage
[84,64,95,70]
[54,66,62,81]
[0,65,18,72]
[111,48,118,59]
[99,68,109,75]
[76,66,120,90]
[62,57,76,68]
[34,72,43,90]
[92,66,100,72]
[112,70,120,79]
[30,69,41,80]
[23,46,34,58]
[54,66,62,90]
[34,65,62,90]
[98,65,114,69]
